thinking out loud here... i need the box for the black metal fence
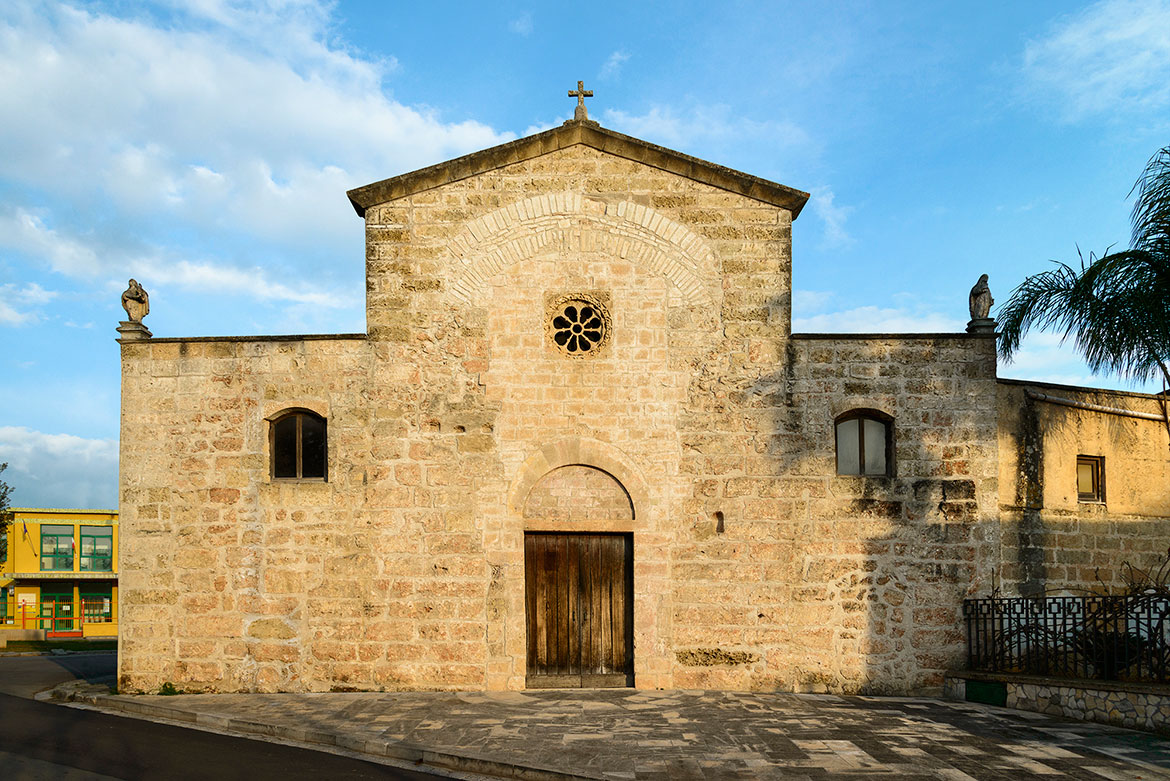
[964,595,1170,684]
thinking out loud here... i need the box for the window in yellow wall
[80,526,113,572]
[81,584,113,622]
[40,524,74,571]
[1077,455,1105,503]
[40,581,75,631]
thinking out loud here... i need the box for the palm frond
[999,146,1170,389]
[1130,146,1170,253]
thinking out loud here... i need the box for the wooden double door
[524,533,634,688]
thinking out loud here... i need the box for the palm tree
[998,146,1170,444]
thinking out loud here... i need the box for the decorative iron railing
[964,595,1170,684]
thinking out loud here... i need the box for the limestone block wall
[997,380,1170,596]
[121,331,511,695]
[119,142,803,694]
[360,143,795,691]
[118,335,379,693]
[668,333,1000,694]
[118,138,1015,696]
[522,466,634,521]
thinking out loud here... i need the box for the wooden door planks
[524,532,633,687]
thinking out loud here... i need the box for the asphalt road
[0,654,444,780]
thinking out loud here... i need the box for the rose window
[552,301,606,354]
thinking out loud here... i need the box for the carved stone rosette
[545,291,612,358]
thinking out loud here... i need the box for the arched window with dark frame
[835,409,893,476]
[271,410,327,480]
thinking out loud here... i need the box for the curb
[52,687,598,781]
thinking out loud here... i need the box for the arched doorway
[522,465,634,688]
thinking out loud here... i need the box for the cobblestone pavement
[60,687,1170,780]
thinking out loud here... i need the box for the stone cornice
[141,334,367,344]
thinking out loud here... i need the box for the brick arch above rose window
[445,191,717,308]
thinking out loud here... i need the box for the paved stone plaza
[59,686,1170,779]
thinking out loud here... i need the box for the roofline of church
[792,332,996,340]
[997,376,1168,401]
[346,120,810,218]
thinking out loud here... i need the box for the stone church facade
[116,115,1169,695]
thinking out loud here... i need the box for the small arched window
[271,410,327,480]
[835,410,893,476]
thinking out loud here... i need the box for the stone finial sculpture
[969,274,993,320]
[121,278,150,323]
[117,278,152,341]
[966,274,996,334]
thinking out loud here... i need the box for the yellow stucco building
[1,507,119,638]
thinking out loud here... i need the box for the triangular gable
[346,119,810,217]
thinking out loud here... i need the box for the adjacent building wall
[1,508,120,638]
[997,380,1170,596]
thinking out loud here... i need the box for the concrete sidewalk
[51,683,1170,780]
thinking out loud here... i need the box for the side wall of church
[997,381,1170,596]
[668,334,1000,693]
[117,336,378,693]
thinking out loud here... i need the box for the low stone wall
[0,628,47,647]
[945,672,1170,736]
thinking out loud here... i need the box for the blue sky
[2,0,1168,509]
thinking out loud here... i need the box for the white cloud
[0,1,512,275]
[13,281,54,305]
[508,12,533,36]
[149,258,354,307]
[521,118,563,136]
[792,289,834,315]
[600,50,630,80]
[1023,0,1170,121]
[0,209,101,277]
[792,304,965,333]
[807,186,854,249]
[0,282,58,326]
[0,426,118,509]
[0,207,353,308]
[0,302,33,326]
[996,331,1159,391]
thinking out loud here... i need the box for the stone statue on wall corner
[121,278,150,323]
[966,274,996,334]
[117,278,153,341]
[969,274,993,320]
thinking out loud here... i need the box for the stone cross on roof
[568,80,593,122]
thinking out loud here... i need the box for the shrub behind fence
[964,595,1170,684]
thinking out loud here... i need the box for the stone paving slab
[54,686,1170,780]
